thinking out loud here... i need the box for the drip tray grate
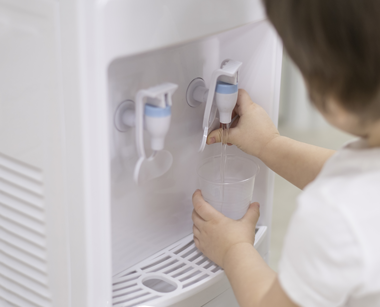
[112,226,267,307]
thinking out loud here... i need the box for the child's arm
[192,190,299,307]
[259,136,335,190]
[207,89,335,189]
[224,244,297,307]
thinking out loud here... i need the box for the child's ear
[322,97,349,120]
[326,97,345,114]
[322,97,367,137]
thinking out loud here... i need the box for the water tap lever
[186,59,242,152]
[134,82,178,184]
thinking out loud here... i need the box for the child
[192,1,380,306]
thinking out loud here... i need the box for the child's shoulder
[300,139,380,214]
[317,139,379,198]
[295,138,380,243]
[301,138,380,205]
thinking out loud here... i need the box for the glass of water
[198,155,259,220]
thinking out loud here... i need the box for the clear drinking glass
[198,155,259,220]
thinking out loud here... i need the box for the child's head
[263,0,380,137]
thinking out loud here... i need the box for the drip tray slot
[143,277,177,293]
[112,226,267,306]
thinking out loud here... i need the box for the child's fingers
[192,210,205,229]
[207,126,237,145]
[226,127,240,145]
[235,89,253,115]
[207,128,222,144]
[193,224,201,237]
[193,236,201,251]
[241,202,260,225]
[230,115,239,129]
[192,190,221,221]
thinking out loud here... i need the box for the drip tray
[112,226,267,307]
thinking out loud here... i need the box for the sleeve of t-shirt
[278,192,363,307]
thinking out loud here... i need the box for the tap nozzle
[215,82,238,124]
[144,104,171,151]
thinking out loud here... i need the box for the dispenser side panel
[109,21,282,276]
[0,0,70,306]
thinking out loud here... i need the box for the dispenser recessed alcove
[109,20,282,306]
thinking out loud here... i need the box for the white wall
[279,53,328,130]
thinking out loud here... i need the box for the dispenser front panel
[108,21,282,276]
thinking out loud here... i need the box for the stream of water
[220,123,229,214]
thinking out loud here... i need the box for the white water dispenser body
[0,1,282,306]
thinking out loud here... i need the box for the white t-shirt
[279,139,380,307]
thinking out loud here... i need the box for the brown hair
[263,0,380,119]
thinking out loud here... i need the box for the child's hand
[207,89,280,158]
[192,189,260,268]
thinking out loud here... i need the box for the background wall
[269,53,353,271]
